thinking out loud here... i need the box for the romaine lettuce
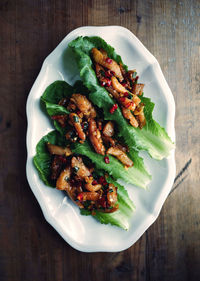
[34,130,135,230]
[41,80,151,188]
[69,36,174,160]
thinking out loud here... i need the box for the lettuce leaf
[69,36,175,160]
[71,141,150,188]
[34,130,135,230]
[41,80,151,188]
[33,130,67,187]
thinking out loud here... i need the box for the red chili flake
[109,104,118,114]
[51,115,67,128]
[51,114,66,121]
[121,82,127,87]
[104,156,110,164]
[77,110,82,115]
[102,181,108,186]
[92,180,98,185]
[98,196,107,208]
[105,70,112,78]
[119,96,125,102]
[77,193,83,201]
[106,57,112,64]
[106,79,111,87]
[100,81,106,87]
[124,101,133,108]
[99,176,106,184]
[124,92,129,97]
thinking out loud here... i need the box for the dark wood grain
[0,0,199,280]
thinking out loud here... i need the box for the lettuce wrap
[69,36,174,160]
[34,130,135,230]
[40,80,151,189]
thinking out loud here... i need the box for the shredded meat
[102,121,114,137]
[89,119,105,155]
[105,85,119,99]
[71,156,91,179]
[136,111,146,129]
[111,76,127,94]
[78,192,100,201]
[102,135,116,147]
[121,107,139,128]
[119,62,126,78]
[85,177,102,192]
[91,48,123,82]
[132,83,145,96]
[107,146,133,167]
[95,63,110,85]
[134,103,146,129]
[107,184,118,207]
[56,166,71,191]
[70,94,96,119]
[69,113,85,141]
[56,168,84,208]
[111,77,137,111]
[50,155,66,181]
[47,143,72,156]
[132,93,141,107]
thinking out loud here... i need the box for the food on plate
[54,92,133,167]
[33,35,175,231]
[34,130,135,230]
[41,80,151,189]
[69,36,175,160]
[93,50,145,128]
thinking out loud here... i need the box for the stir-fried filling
[51,93,133,168]
[91,47,146,129]
[48,145,119,213]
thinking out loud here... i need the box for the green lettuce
[33,130,67,186]
[69,36,174,160]
[34,130,135,230]
[41,80,151,188]
[71,141,150,188]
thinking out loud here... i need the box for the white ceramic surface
[26,26,176,252]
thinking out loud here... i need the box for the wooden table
[0,0,199,280]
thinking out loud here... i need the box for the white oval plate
[26,26,175,252]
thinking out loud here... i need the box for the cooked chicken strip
[132,83,145,96]
[70,94,96,119]
[77,192,100,201]
[91,48,123,82]
[71,156,91,179]
[107,184,118,207]
[102,135,116,147]
[85,176,102,192]
[89,119,105,155]
[107,146,133,167]
[102,121,115,137]
[111,77,139,111]
[69,113,86,141]
[47,143,72,156]
[121,107,139,128]
[56,166,71,191]
[111,76,127,94]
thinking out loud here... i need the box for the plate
[26,26,176,252]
